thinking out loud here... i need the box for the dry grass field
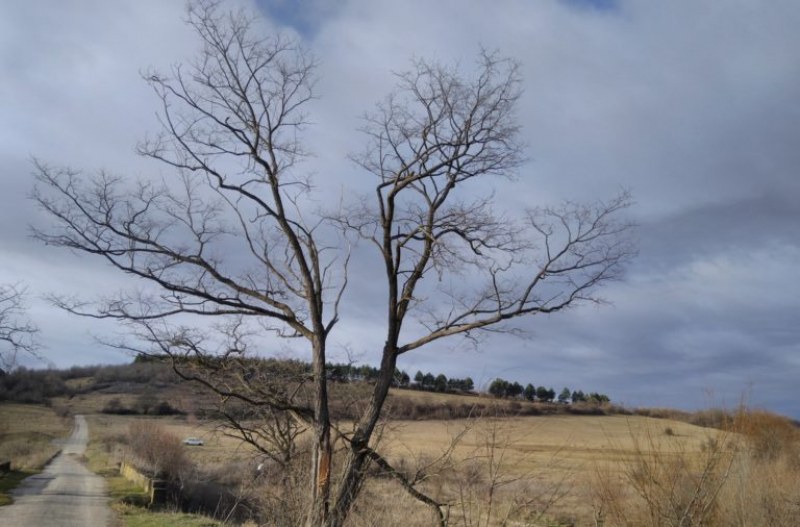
[0,404,71,470]
[362,415,728,525]
[0,403,72,505]
[84,410,737,525]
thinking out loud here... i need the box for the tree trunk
[327,346,397,526]
[306,339,332,526]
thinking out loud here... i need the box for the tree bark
[328,345,398,526]
[307,338,332,526]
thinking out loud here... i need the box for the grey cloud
[2,0,799,417]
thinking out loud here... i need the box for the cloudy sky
[2,0,798,416]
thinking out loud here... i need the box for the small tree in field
[31,2,634,525]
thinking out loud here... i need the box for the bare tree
[0,283,39,371]
[31,2,634,526]
[33,3,342,523]
[330,51,633,525]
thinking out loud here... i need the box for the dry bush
[238,438,313,526]
[126,421,191,480]
[593,409,800,527]
[719,449,800,527]
[714,410,800,527]
[732,410,799,463]
[345,478,442,527]
[686,409,731,430]
[633,408,691,421]
[592,422,735,527]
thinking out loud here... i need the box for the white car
[183,437,204,446]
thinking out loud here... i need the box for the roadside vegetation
[0,404,71,505]
[83,415,222,527]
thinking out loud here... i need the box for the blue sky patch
[255,0,333,38]
[561,0,619,12]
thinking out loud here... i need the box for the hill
[0,358,621,422]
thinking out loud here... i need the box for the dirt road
[0,415,111,526]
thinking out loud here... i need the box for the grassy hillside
[2,359,625,424]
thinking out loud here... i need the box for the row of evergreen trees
[411,371,474,393]
[487,377,611,404]
[326,364,475,394]
[328,363,609,404]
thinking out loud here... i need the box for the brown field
[382,414,718,470]
[372,414,727,525]
[84,409,732,525]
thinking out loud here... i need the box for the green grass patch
[84,439,150,508]
[0,470,35,506]
[116,505,221,527]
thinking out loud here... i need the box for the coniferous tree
[524,383,536,401]
[489,378,508,398]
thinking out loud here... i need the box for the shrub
[734,410,799,463]
[102,398,137,415]
[593,407,800,526]
[126,422,190,480]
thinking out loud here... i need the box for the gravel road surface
[0,415,111,526]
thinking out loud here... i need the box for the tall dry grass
[591,408,800,527]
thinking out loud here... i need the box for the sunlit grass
[116,507,221,527]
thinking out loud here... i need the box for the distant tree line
[0,361,183,404]
[487,378,611,404]
[0,357,610,407]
